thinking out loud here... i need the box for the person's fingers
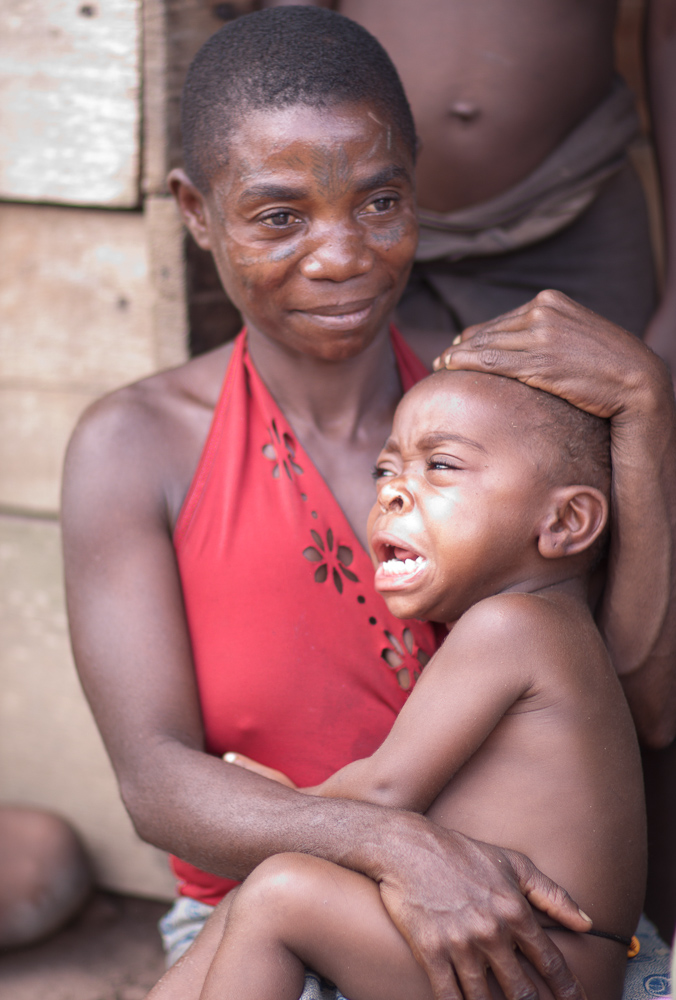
[444,902,557,1000]
[222,752,297,788]
[431,291,582,370]
[505,849,591,933]
[432,322,506,369]
[466,946,540,1000]
[423,955,465,1000]
[430,339,627,419]
[435,342,552,385]
[446,946,499,1000]
[513,928,587,1000]
[497,857,588,1000]
[455,885,585,1000]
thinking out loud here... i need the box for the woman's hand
[433,289,673,422]
[376,822,590,1000]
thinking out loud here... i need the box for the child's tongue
[393,546,417,561]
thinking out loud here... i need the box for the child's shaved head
[428,370,611,496]
[181,7,416,193]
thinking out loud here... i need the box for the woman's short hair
[181,6,417,193]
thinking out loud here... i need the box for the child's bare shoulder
[451,589,592,642]
[443,590,605,687]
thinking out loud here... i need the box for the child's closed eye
[427,455,462,472]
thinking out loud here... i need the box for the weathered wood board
[0,513,176,900]
[0,0,141,207]
[0,201,187,513]
[0,203,155,390]
[164,0,254,177]
[0,388,97,514]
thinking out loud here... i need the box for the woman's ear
[537,485,609,560]
[167,168,213,251]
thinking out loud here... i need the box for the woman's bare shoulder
[62,341,236,527]
[69,342,233,462]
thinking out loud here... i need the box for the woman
[61,9,676,999]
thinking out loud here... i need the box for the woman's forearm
[124,736,589,1000]
[598,373,676,746]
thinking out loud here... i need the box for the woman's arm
[435,290,676,746]
[644,0,676,382]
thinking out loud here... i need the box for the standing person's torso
[341,0,618,212]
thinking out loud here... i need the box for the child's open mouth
[374,543,428,589]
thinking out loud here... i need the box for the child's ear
[537,485,608,560]
[167,169,213,251]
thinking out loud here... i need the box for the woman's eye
[364,196,397,214]
[261,211,298,228]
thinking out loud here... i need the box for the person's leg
[159,896,217,969]
[0,806,91,949]
[148,893,235,999]
[199,853,434,1000]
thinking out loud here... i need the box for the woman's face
[174,101,418,363]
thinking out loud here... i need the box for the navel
[448,100,481,123]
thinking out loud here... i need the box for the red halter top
[172,329,438,904]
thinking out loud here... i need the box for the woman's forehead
[219,102,412,184]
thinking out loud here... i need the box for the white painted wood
[0,0,141,207]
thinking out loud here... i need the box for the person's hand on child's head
[223,752,297,789]
[433,289,673,420]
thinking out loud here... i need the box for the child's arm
[311,595,537,812]
[226,594,540,812]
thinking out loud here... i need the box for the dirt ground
[0,892,167,1000]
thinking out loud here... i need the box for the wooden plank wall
[0,0,188,900]
[0,0,141,207]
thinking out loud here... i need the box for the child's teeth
[381,555,424,576]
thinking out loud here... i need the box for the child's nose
[379,480,412,513]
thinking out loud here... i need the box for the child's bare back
[425,589,643,940]
[149,370,646,1000]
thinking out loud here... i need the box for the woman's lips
[295,299,375,330]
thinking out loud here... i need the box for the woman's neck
[246,322,403,443]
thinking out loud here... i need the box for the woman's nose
[300,223,374,282]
